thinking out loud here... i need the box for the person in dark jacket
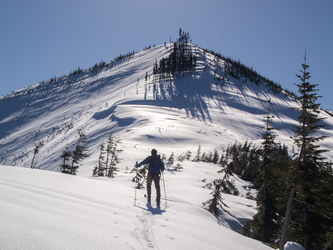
[136,149,165,206]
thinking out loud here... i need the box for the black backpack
[149,155,161,172]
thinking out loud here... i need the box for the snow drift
[0,43,332,175]
[0,164,271,249]
[1,43,331,250]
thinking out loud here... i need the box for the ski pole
[134,162,138,205]
[162,172,167,205]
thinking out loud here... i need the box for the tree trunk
[30,152,36,169]
[279,187,296,250]
[324,240,333,250]
[302,204,309,249]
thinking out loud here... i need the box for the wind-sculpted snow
[0,43,332,173]
[1,43,328,249]
[0,164,272,250]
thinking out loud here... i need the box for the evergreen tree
[153,29,196,78]
[98,142,106,175]
[258,102,280,242]
[185,150,192,161]
[242,102,280,243]
[105,134,113,174]
[166,152,174,168]
[204,151,214,163]
[225,141,260,182]
[242,145,261,184]
[92,134,122,177]
[280,54,332,250]
[60,147,72,174]
[93,142,106,176]
[203,179,227,216]
[105,134,123,177]
[70,130,89,175]
[30,140,44,169]
[203,160,238,216]
[213,149,219,164]
[194,144,201,161]
[132,162,148,189]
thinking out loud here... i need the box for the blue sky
[1,0,332,110]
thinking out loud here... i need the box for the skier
[136,149,165,207]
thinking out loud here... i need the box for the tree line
[203,48,289,97]
[59,132,123,177]
[202,56,332,249]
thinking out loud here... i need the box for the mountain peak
[0,43,332,174]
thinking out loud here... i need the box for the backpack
[149,155,162,173]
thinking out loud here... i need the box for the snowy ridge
[0,43,332,173]
[0,43,331,249]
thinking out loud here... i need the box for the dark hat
[151,149,157,155]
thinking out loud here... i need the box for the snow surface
[0,43,329,249]
[283,242,305,250]
[0,44,332,173]
[0,164,272,250]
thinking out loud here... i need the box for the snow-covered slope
[1,43,328,249]
[0,43,331,175]
[0,164,271,250]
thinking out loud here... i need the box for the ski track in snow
[132,209,157,249]
[0,164,277,249]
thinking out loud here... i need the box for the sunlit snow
[1,43,331,249]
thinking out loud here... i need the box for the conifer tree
[280,53,332,249]
[203,178,226,215]
[132,162,148,189]
[93,142,106,176]
[213,149,219,164]
[194,144,201,161]
[153,29,196,78]
[105,134,122,177]
[203,160,238,216]
[70,130,89,175]
[60,147,72,174]
[105,134,113,174]
[98,142,106,175]
[166,152,174,168]
[258,102,280,242]
[242,101,280,243]
[30,140,44,169]
[185,150,192,161]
